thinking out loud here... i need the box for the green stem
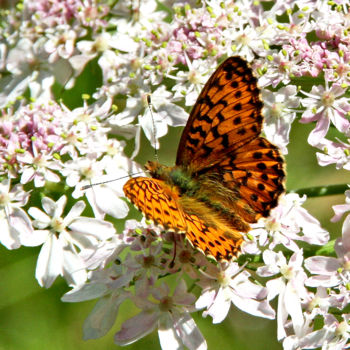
[289,184,348,197]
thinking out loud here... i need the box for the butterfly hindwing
[212,137,285,222]
[184,212,243,260]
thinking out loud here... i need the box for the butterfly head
[145,161,171,180]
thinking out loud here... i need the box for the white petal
[158,103,188,126]
[171,311,207,350]
[266,278,285,301]
[62,283,108,302]
[94,186,129,219]
[10,207,33,243]
[35,234,63,288]
[304,256,340,274]
[277,286,288,340]
[158,317,182,350]
[20,167,35,184]
[0,209,21,249]
[44,169,60,183]
[41,196,58,217]
[62,248,87,286]
[68,217,115,240]
[230,294,275,319]
[28,207,50,227]
[83,294,127,339]
[64,200,86,225]
[114,310,158,345]
[20,229,49,247]
[53,195,68,217]
[285,283,304,337]
[202,288,231,324]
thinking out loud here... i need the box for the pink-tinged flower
[44,25,80,63]
[171,57,216,107]
[62,264,133,339]
[18,148,62,187]
[196,261,275,324]
[323,45,350,83]
[283,38,322,78]
[25,0,83,27]
[331,188,350,222]
[227,25,266,62]
[138,86,188,149]
[115,280,207,350]
[257,51,300,88]
[123,242,166,279]
[262,85,300,154]
[0,179,32,249]
[284,314,350,350]
[305,214,350,289]
[0,38,72,106]
[166,8,220,65]
[258,250,308,340]
[316,139,350,171]
[25,0,109,31]
[0,101,67,180]
[246,194,329,254]
[300,84,350,146]
[26,195,115,288]
[109,86,187,152]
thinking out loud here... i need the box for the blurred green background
[0,118,348,350]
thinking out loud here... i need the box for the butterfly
[123,57,285,261]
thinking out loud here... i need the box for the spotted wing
[176,56,263,171]
[123,177,188,231]
[123,177,243,260]
[211,136,285,223]
[184,212,243,260]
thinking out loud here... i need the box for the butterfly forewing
[176,57,262,171]
[124,177,188,231]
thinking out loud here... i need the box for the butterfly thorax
[145,161,199,195]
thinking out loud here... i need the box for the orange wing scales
[176,57,263,170]
[123,56,286,261]
[218,137,285,221]
[184,213,242,260]
[123,177,242,260]
[123,177,188,232]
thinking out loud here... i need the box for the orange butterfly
[123,57,285,261]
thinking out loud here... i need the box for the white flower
[19,148,61,187]
[0,179,32,249]
[258,250,308,340]
[196,261,275,324]
[262,86,300,154]
[27,195,115,288]
[62,264,132,339]
[115,280,207,350]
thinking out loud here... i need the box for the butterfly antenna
[146,94,159,162]
[81,172,145,190]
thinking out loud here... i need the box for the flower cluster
[1,1,350,350]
